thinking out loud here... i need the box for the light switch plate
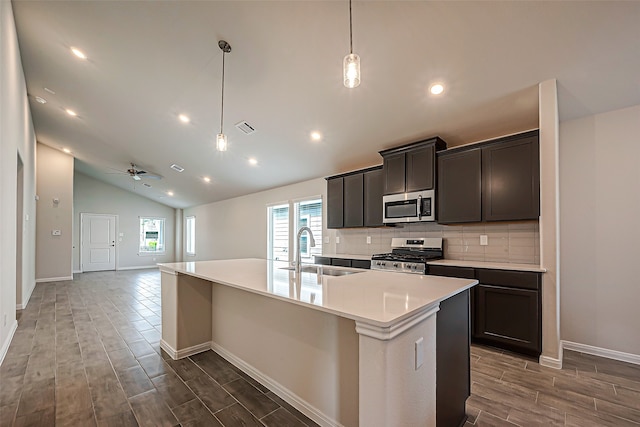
[480,235,488,246]
[366,236,371,244]
[52,230,61,236]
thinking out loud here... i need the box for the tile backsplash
[331,220,540,265]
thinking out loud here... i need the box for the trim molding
[21,280,36,310]
[562,340,640,366]
[73,269,81,274]
[539,354,563,369]
[160,340,211,360]
[35,276,73,283]
[211,342,340,427]
[0,320,19,366]
[117,265,159,271]
[355,305,439,340]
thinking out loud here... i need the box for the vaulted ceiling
[11,1,640,208]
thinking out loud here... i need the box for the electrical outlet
[415,337,424,369]
[366,236,371,244]
[336,236,340,244]
[480,235,488,246]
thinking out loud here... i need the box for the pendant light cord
[220,50,226,134]
[349,0,353,54]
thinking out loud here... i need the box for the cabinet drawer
[331,258,352,267]
[314,256,331,266]
[351,259,371,269]
[429,265,476,279]
[477,269,540,290]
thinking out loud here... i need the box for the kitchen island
[159,259,477,427]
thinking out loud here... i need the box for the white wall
[73,172,176,270]
[560,104,640,356]
[36,143,74,281]
[1,1,38,360]
[183,178,325,260]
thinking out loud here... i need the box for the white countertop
[317,253,372,261]
[158,258,476,328]
[427,259,546,273]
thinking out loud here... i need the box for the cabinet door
[331,258,351,267]
[352,259,371,269]
[406,144,435,192]
[343,174,364,227]
[482,136,540,221]
[437,149,482,223]
[474,284,541,356]
[363,168,384,227]
[382,153,406,195]
[327,177,344,229]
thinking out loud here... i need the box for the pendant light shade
[216,40,231,151]
[343,0,360,88]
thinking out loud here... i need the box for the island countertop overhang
[158,258,477,329]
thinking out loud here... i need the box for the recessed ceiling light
[167,191,174,196]
[248,158,258,166]
[178,114,190,124]
[170,164,184,172]
[430,84,445,95]
[62,148,71,154]
[34,96,47,104]
[71,47,87,60]
[65,109,77,117]
[310,131,322,141]
[203,177,211,183]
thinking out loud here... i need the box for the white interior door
[81,213,116,272]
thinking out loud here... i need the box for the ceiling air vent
[143,183,152,188]
[235,121,256,135]
[170,164,184,172]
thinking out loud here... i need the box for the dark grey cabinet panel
[437,149,482,224]
[343,174,364,227]
[428,265,476,279]
[474,269,541,357]
[406,144,435,192]
[382,153,406,195]
[327,177,344,229]
[351,259,371,269]
[363,168,384,227]
[330,258,351,267]
[483,136,540,221]
[436,290,470,427]
[314,256,331,265]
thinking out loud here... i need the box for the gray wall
[1,1,38,358]
[560,103,640,356]
[36,143,74,280]
[73,172,176,271]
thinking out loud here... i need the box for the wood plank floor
[1,269,639,426]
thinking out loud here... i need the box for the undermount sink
[280,265,363,277]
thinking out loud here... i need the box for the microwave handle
[417,195,422,220]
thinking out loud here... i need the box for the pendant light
[343,0,360,88]
[216,40,231,151]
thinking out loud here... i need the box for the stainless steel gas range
[371,237,443,274]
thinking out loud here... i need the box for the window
[267,197,322,263]
[139,217,165,254]
[185,216,195,256]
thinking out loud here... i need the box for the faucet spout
[295,226,316,275]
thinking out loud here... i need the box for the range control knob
[393,262,399,268]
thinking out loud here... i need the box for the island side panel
[210,282,359,427]
[161,270,212,358]
[358,313,437,427]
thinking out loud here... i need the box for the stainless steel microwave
[383,189,435,223]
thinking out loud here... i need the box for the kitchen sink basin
[280,265,363,277]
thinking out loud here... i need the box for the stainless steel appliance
[371,237,443,274]
[382,189,435,223]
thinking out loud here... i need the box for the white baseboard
[117,265,159,271]
[211,342,341,427]
[0,320,19,366]
[160,340,211,360]
[73,269,82,274]
[16,304,24,310]
[539,354,563,369]
[20,280,37,310]
[35,276,73,283]
[562,340,640,366]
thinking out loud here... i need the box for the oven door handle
[417,195,422,220]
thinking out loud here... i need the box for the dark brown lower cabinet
[473,269,541,357]
[436,289,470,427]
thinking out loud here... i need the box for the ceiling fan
[108,163,162,181]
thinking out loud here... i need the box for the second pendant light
[343,0,360,88]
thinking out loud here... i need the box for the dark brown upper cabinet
[380,137,447,195]
[437,130,540,224]
[326,176,344,228]
[326,165,383,229]
[343,174,364,227]
[363,168,384,227]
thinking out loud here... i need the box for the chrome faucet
[295,226,316,275]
